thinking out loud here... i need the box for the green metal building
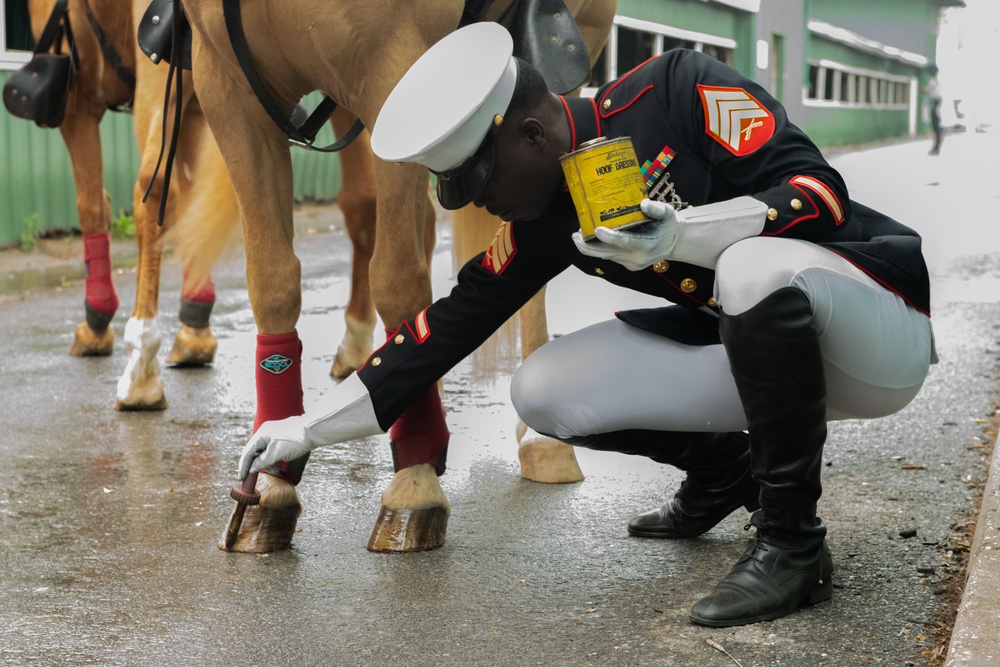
[0,0,965,246]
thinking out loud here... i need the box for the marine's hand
[237,416,310,480]
[571,199,678,271]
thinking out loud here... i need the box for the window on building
[805,60,910,111]
[701,43,733,67]
[616,26,657,74]
[839,72,851,103]
[585,18,735,94]
[855,75,868,104]
[2,0,34,70]
[823,69,836,101]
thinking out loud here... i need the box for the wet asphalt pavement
[1,131,998,666]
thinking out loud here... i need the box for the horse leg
[512,0,617,482]
[59,107,119,357]
[451,206,584,483]
[191,60,304,553]
[114,57,189,411]
[165,103,232,368]
[329,109,377,378]
[512,288,585,483]
[366,162,450,553]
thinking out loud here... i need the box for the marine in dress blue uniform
[237,23,935,627]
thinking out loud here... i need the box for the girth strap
[221,0,363,152]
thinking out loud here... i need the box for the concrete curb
[946,409,1000,665]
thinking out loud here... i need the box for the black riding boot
[563,430,760,539]
[690,287,833,627]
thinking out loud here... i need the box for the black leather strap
[221,0,363,152]
[35,0,69,53]
[459,0,494,27]
[142,0,185,226]
[83,1,136,91]
[36,0,79,69]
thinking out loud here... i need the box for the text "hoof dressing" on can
[560,136,649,240]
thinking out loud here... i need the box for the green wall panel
[802,105,909,147]
[289,92,344,202]
[810,36,920,78]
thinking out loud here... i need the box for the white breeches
[511,237,934,439]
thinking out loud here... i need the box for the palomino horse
[24,0,381,412]
[181,0,615,554]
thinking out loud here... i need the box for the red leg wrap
[389,382,450,476]
[181,271,216,304]
[255,331,304,484]
[83,232,120,316]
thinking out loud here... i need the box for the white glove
[669,196,767,269]
[238,415,311,480]
[572,196,768,271]
[571,198,678,271]
[236,373,383,480]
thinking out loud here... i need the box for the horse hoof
[167,325,217,366]
[367,505,449,553]
[329,347,357,379]
[518,438,585,484]
[69,322,114,356]
[219,474,301,553]
[114,396,168,411]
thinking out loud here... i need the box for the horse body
[183,0,616,553]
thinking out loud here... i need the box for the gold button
[394,334,405,345]
[766,208,778,221]
[371,357,381,367]
[652,261,669,273]
[493,114,504,127]
[790,198,803,210]
[680,278,697,293]
[595,267,605,275]
[707,296,718,307]
[602,98,611,110]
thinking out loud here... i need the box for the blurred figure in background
[925,65,944,155]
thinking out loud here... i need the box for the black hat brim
[434,130,497,210]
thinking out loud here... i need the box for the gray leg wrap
[179,299,213,329]
[84,301,115,331]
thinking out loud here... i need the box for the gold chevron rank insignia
[482,222,516,275]
[698,85,775,156]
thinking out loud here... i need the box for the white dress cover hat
[371,22,520,209]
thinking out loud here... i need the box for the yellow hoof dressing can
[560,136,649,240]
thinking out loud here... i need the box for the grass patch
[111,209,136,240]
[19,213,38,252]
